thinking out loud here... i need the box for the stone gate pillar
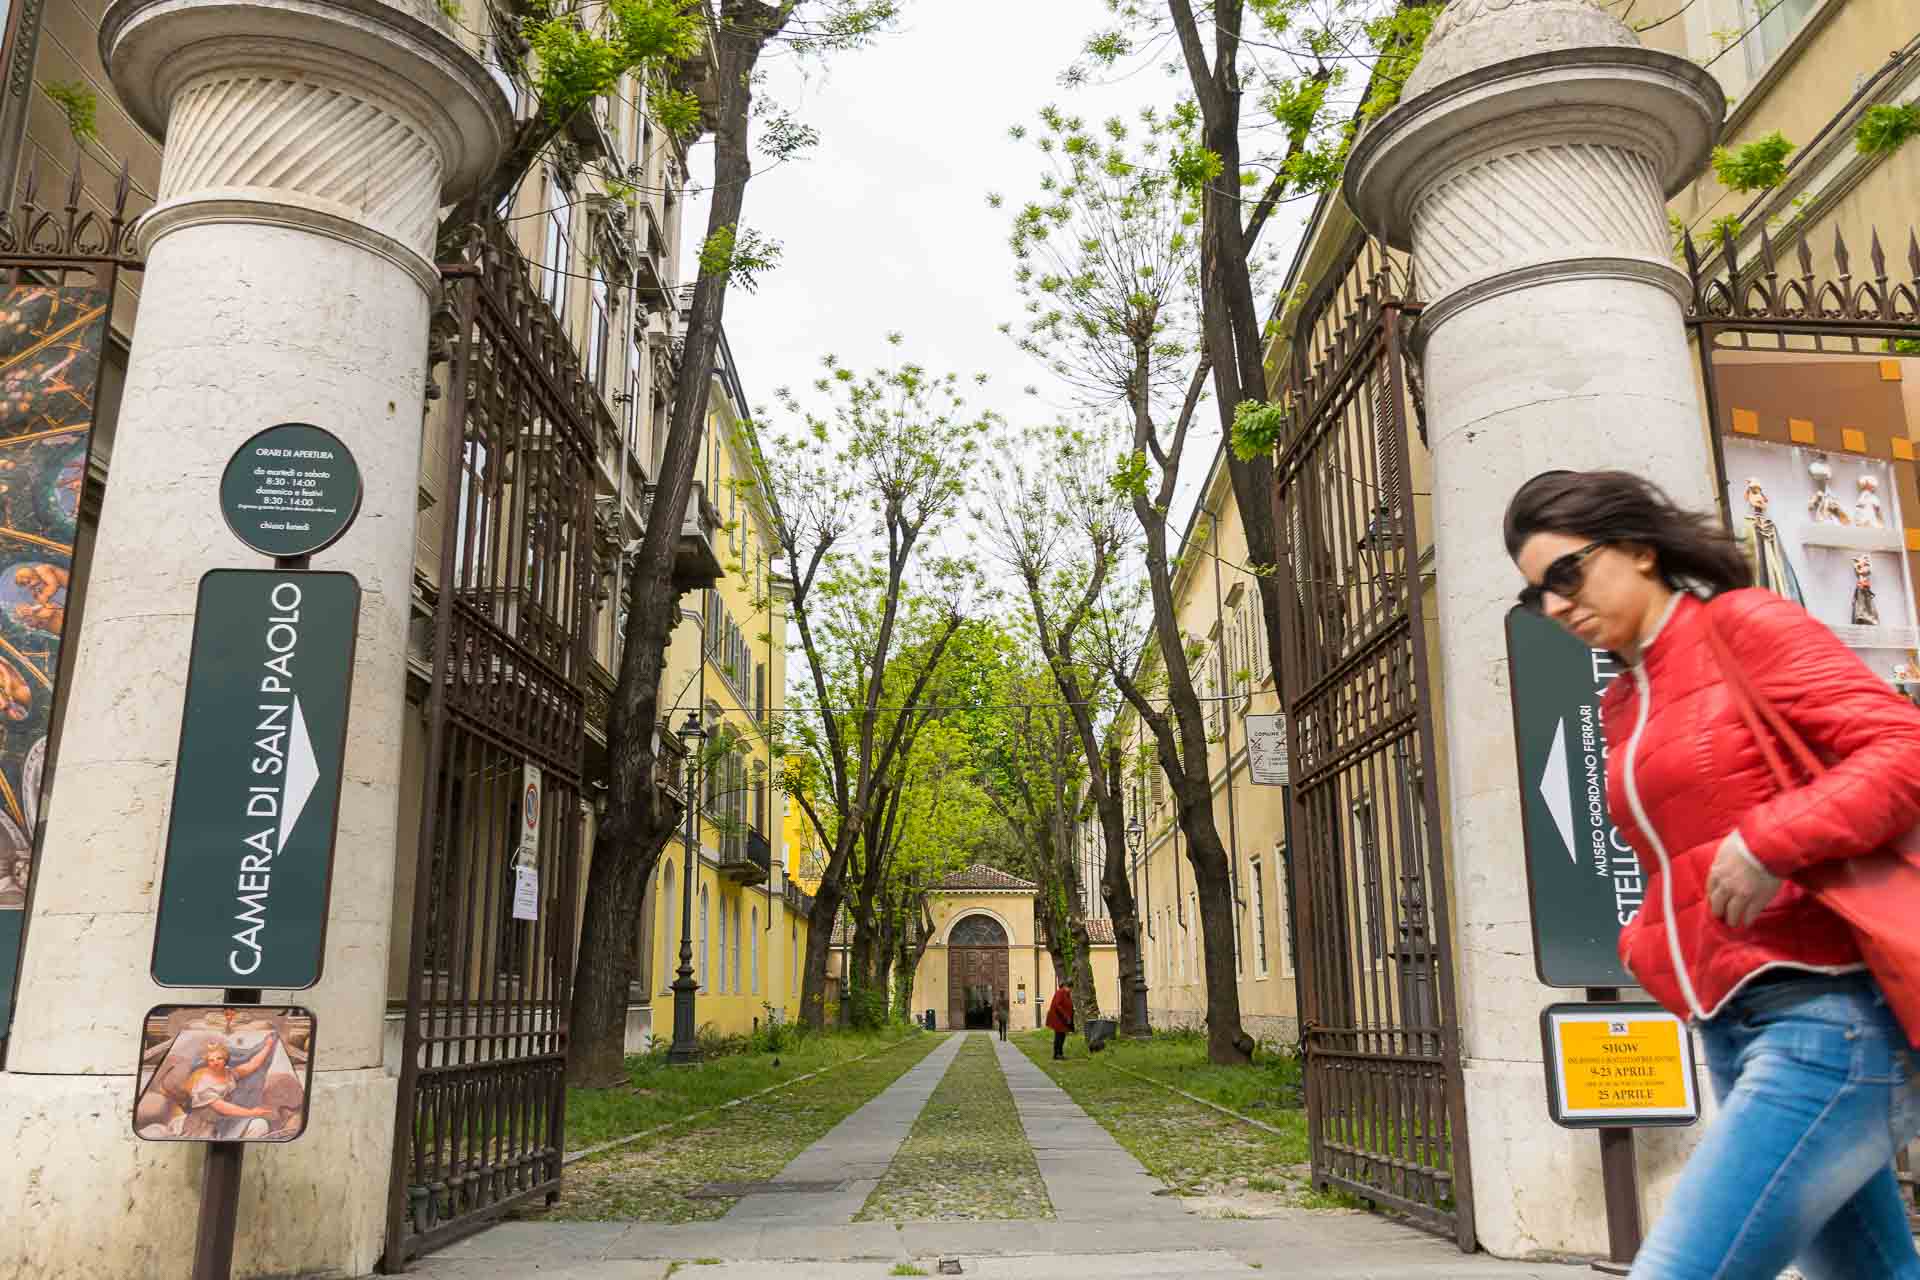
[0,0,506,1273]
[1344,0,1722,1258]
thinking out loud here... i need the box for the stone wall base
[0,1067,395,1278]
[1461,1055,1700,1259]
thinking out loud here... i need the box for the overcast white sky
[680,0,1315,539]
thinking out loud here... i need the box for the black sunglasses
[1518,541,1607,613]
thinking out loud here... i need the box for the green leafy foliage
[1711,130,1796,194]
[699,224,785,293]
[525,0,703,127]
[42,81,98,146]
[1856,103,1920,158]
[1230,399,1287,461]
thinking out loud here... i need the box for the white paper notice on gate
[512,865,539,922]
[1245,714,1288,785]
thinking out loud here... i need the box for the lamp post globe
[669,711,707,1065]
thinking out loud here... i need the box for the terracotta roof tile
[934,863,1038,892]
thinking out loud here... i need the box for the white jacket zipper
[1624,664,1707,1019]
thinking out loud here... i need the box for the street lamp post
[669,711,706,1066]
[1125,816,1149,1037]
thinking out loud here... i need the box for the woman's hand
[1707,832,1784,928]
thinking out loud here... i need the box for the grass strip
[1072,1029,1304,1115]
[542,1031,946,1222]
[1013,1030,1327,1206]
[856,1034,1052,1222]
[566,1025,921,1151]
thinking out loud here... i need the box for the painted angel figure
[137,1030,280,1140]
[1739,480,1807,606]
[1807,454,1852,525]
[1855,474,1887,529]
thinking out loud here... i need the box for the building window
[751,908,759,994]
[661,861,676,993]
[716,891,728,993]
[587,260,610,395]
[791,923,799,997]
[1234,876,1244,977]
[1351,796,1385,961]
[541,172,573,319]
[699,886,709,988]
[1189,893,1199,981]
[733,901,743,993]
[1252,857,1269,976]
[1744,0,1818,79]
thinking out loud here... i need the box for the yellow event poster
[1543,1003,1700,1128]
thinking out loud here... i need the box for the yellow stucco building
[825,863,1121,1032]
[1111,453,1300,1046]
[627,336,811,1044]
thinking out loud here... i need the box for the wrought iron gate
[385,222,599,1267]
[1272,232,1474,1249]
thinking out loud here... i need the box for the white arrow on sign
[1540,717,1577,864]
[279,695,320,852]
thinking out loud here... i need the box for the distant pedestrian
[1506,470,1920,1280]
[1045,983,1074,1060]
[995,991,1009,1041]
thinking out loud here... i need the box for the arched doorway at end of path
[946,913,1009,1030]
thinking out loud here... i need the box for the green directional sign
[152,570,360,989]
[1504,607,1644,988]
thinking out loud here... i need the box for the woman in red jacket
[1506,470,1920,1280]
[1045,984,1074,1061]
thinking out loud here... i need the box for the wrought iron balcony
[720,828,771,885]
[638,483,723,591]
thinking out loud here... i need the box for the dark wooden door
[947,946,1008,1029]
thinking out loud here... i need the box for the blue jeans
[1632,973,1920,1279]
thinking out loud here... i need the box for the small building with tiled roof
[933,863,1037,893]
[828,861,1118,1031]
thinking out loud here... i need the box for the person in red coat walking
[1045,984,1074,1060]
[1506,470,1920,1280]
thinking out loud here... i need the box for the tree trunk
[1096,746,1146,1035]
[1119,468,1253,1064]
[564,5,774,1085]
[801,876,844,1029]
[1057,835,1099,1024]
[1172,771,1252,1064]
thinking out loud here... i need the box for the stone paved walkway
[721,1030,966,1225]
[406,1032,1590,1279]
[992,1034,1184,1222]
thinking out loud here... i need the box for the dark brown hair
[1503,470,1751,596]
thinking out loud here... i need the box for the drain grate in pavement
[937,1261,962,1275]
[687,1178,847,1198]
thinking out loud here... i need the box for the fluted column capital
[100,0,511,286]
[1345,14,1722,342]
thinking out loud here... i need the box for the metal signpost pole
[169,426,362,1280]
[1585,986,1642,1277]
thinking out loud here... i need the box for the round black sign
[219,423,363,559]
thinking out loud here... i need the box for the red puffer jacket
[1602,588,1920,1020]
